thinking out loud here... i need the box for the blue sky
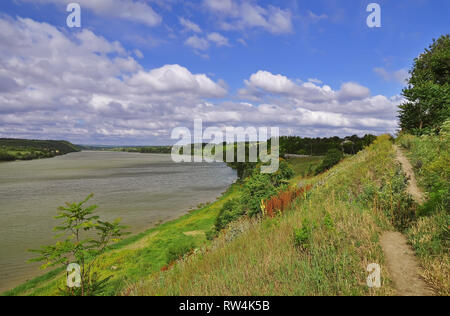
[0,0,448,145]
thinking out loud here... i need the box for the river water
[0,151,237,292]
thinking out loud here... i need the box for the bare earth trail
[380,145,434,296]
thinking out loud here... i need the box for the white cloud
[20,0,162,27]
[374,67,409,84]
[207,33,230,47]
[307,10,328,23]
[179,17,202,33]
[337,82,371,101]
[127,64,227,97]
[185,35,210,51]
[184,33,230,52]
[0,16,400,144]
[245,71,298,94]
[204,0,293,34]
[133,49,144,59]
[237,70,401,133]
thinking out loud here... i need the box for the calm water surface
[0,151,237,292]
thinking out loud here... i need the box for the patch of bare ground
[380,232,434,296]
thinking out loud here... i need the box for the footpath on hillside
[380,146,434,296]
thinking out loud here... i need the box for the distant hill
[0,138,81,161]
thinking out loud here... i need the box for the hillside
[4,134,447,296]
[126,135,447,296]
[0,138,81,161]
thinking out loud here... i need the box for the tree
[30,194,128,296]
[399,35,450,134]
[315,149,344,175]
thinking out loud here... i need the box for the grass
[285,156,323,181]
[124,136,407,296]
[397,126,450,296]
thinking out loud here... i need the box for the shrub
[315,149,344,175]
[293,221,313,249]
[0,150,15,161]
[263,185,312,218]
[214,199,245,232]
[167,241,195,263]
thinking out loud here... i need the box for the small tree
[30,194,128,296]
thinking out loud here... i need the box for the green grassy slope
[125,136,414,296]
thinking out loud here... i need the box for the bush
[167,241,195,263]
[293,221,313,249]
[0,150,15,161]
[214,199,245,232]
[315,149,344,175]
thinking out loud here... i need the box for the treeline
[0,138,81,161]
[278,135,377,156]
[117,146,172,154]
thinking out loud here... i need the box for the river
[0,151,237,292]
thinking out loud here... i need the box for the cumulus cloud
[0,16,229,143]
[0,16,400,144]
[237,70,401,134]
[20,0,162,27]
[204,0,293,34]
[337,82,371,101]
[126,65,227,97]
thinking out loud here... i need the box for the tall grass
[397,120,450,295]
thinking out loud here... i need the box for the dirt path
[381,232,434,296]
[394,145,425,204]
[379,146,434,296]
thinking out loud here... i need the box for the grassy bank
[125,136,413,296]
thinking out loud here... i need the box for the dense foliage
[399,35,450,134]
[0,138,80,161]
[117,146,172,154]
[315,149,344,175]
[211,160,294,236]
[278,134,376,156]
